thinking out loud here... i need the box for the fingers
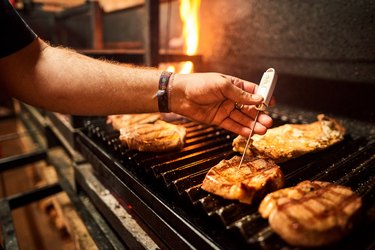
[227,108,272,136]
[177,72,275,137]
[220,100,272,137]
[241,105,273,129]
[257,112,273,130]
[222,74,277,109]
[221,75,275,136]
[220,116,270,137]
[217,75,274,136]
[221,75,264,105]
[232,102,273,127]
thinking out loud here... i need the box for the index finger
[221,76,263,105]
[237,77,277,107]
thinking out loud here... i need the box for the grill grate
[76,108,375,249]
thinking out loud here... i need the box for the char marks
[201,156,284,204]
[259,180,362,247]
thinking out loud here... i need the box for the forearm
[0,38,273,136]
[0,38,162,115]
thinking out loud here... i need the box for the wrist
[156,71,173,113]
[168,73,185,114]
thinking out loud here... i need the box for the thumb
[223,79,263,105]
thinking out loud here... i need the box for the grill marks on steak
[119,120,186,152]
[107,114,186,152]
[259,180,362,247]
[201,156,284,204]
[232,114,346,163]
[107,113,161,131]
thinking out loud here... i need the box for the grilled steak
[201,156,284,204]
[107,113,161,131]
[119,120,186,152]
[232,114,345,163]
[259,180,362,247]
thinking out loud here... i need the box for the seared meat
[119,120,186,152]
[233,114,345,163]
[107,113,161,131]
[201,156,284,204]
[259,180,362,247]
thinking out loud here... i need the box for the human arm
[0,38,272,137]
[0,38,162,115]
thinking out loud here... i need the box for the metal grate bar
[78,114,375,249]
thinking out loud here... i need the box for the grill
[74,99,375,249]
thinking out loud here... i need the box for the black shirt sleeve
[0,0,37,58]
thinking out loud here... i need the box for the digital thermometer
[238,68,278,168]
[256,68,277,111]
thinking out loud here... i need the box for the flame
[166,65,176,72]
[180,61,194,73]
[180,0,200,56]
[179,0,200,73]
[162,0,200,73]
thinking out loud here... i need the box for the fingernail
[252,94,263,100]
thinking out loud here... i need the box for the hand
[170,72,273,137]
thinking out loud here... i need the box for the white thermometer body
[256,68,277,111]
[238,68,278,168]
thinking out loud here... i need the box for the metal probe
[238,68,278,168]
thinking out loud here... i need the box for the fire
[179,61,194,73]
[163,0,200,73]
[180,0,200,56]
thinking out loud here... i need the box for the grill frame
[74,105,375,249]
[75,125,230,249]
